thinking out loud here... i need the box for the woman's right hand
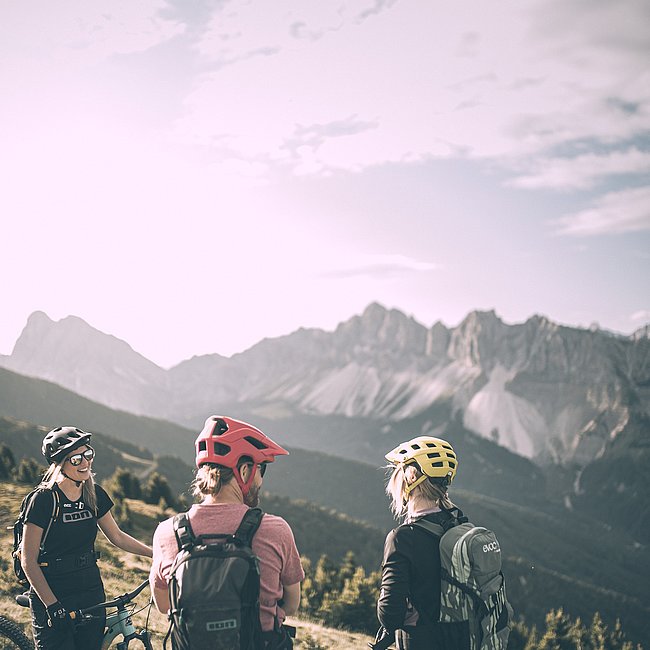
[46,601,72,631]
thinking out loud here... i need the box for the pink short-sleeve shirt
[150,503,305,632]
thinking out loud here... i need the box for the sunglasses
[246,463,267,477]
[66,448,95,466]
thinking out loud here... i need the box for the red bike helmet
[195,416,289,495]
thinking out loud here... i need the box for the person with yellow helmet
[373,435,468,650]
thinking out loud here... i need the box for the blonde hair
[386,463,455,519]
[191,464,236,499]
[39,462,98,515]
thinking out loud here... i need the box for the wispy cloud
[168,0,650,184]
[552,186,650,236]
[509,148,650,191]
[0,0,182,66]
[323,254,440,279]
[630,310,650,324]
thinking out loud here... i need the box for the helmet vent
[427,452,441,459]
[245,436,267,450]
[212,418,229,436]
[198,441,207,453]
[411,443,421,450]
[214,443,231,456]
[432,461,444,467]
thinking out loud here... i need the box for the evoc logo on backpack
[164,508,264,650]
[483,541,500,553]
[412,511,513,650]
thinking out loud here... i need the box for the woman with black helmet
[21,426,153,650]
[375,435,469,650]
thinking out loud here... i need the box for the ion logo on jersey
[62,510,93,523]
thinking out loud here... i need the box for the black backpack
[11,487,60,586]
[165,507,264,650]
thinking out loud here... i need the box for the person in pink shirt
[149,415,305,649]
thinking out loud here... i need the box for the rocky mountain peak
[5,311,167,415]
[448,309,506,367]
[335,302,427,356]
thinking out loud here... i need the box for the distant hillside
[0,366,196,464]
[0,363,548,514]
[255,407,548,513]
[0,416,155,482]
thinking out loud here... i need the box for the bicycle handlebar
[69,579,150,619]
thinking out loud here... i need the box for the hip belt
[40,550,101,575]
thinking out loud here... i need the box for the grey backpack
[412,510,513,650]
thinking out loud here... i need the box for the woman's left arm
[98,511,153,558]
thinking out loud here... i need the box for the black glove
[368,626,394,650]
[46,601,71,631]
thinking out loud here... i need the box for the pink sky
[1,0,648,367]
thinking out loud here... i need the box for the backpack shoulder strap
[234,507,263,547]
[40,489,60,549]
[411,519,446,538]
[173,513,196,551]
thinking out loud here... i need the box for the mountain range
[2,305,648,466]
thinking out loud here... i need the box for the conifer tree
[0,443,16,478]
[143,471,176,509]
[13,457,43,484]
[537,609,586,650]
[302,555,339,617]
[108,467,142,500]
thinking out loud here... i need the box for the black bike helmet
[42,427,92,464]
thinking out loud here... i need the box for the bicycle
[15,579,153,649]
[0,615,33,650]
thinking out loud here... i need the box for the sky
[1,0,649,368]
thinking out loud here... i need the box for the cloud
[0,0,182,66]
[322,254,440,279]
[168,0,650,182]
[509,148,650,190]
[630,310,650,323]
[552,186,650,235]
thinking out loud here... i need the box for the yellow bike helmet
[385,436,458,495]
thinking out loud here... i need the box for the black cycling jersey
[378,509,469,650]
[24,483,113,596]
[25,483,113,557]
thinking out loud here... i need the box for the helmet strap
[403,472,428,497]
[61,469,83,488]
[234,464,257,498]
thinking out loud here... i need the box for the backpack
[11,487,61,586]
[165,507,264,650]
[411,508,513,650]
